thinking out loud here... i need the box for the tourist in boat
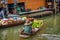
[16,6,21,14]
[0,0,8,18]
[24,18,34,34]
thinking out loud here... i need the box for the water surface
[0,13,60,40]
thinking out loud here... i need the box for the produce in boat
[19,20,44,38]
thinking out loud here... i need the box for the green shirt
[16,7,21,14]
[16,7,21,11]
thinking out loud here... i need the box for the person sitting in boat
[24,18,34,34]
[16,6,21,14]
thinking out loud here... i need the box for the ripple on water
[37,34,60,40]
[1,30,8,40]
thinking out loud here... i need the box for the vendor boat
[19,20,44,38]
[0,18,25,28]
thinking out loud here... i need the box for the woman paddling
[24,18,34,34]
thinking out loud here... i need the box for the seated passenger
[16,6,21,14]
[24,18,34,34]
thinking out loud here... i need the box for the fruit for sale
[22,17,27,20]
[32,20,43,28]
[1,20,8,25]
[8,18,14,21]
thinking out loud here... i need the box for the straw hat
[27,18,34,21]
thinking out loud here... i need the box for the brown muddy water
[0,13,60,40]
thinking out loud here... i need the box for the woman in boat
[24,18,34,34]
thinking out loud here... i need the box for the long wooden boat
[20,9,53,17]
[0,20,25,28]
[19,20,44,38]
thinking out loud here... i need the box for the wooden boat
[0,20,25,28]
[20,9,53,17]
[19,20,44,38]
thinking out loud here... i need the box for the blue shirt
[0,10,5,18]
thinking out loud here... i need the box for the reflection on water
[37,34,60,40]
[0,13,60,40]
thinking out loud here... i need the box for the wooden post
[53,0,57,30]
[6,0,9,14]
[14,0,18,14]
[54,0,56,14]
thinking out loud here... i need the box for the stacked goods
[8,17,24,24]
[0,19,8,25]
[22,16,27,20]
[32,19,43,28]
[0,17,25,27]
[8,18,15,25]
[0,18,14,26]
